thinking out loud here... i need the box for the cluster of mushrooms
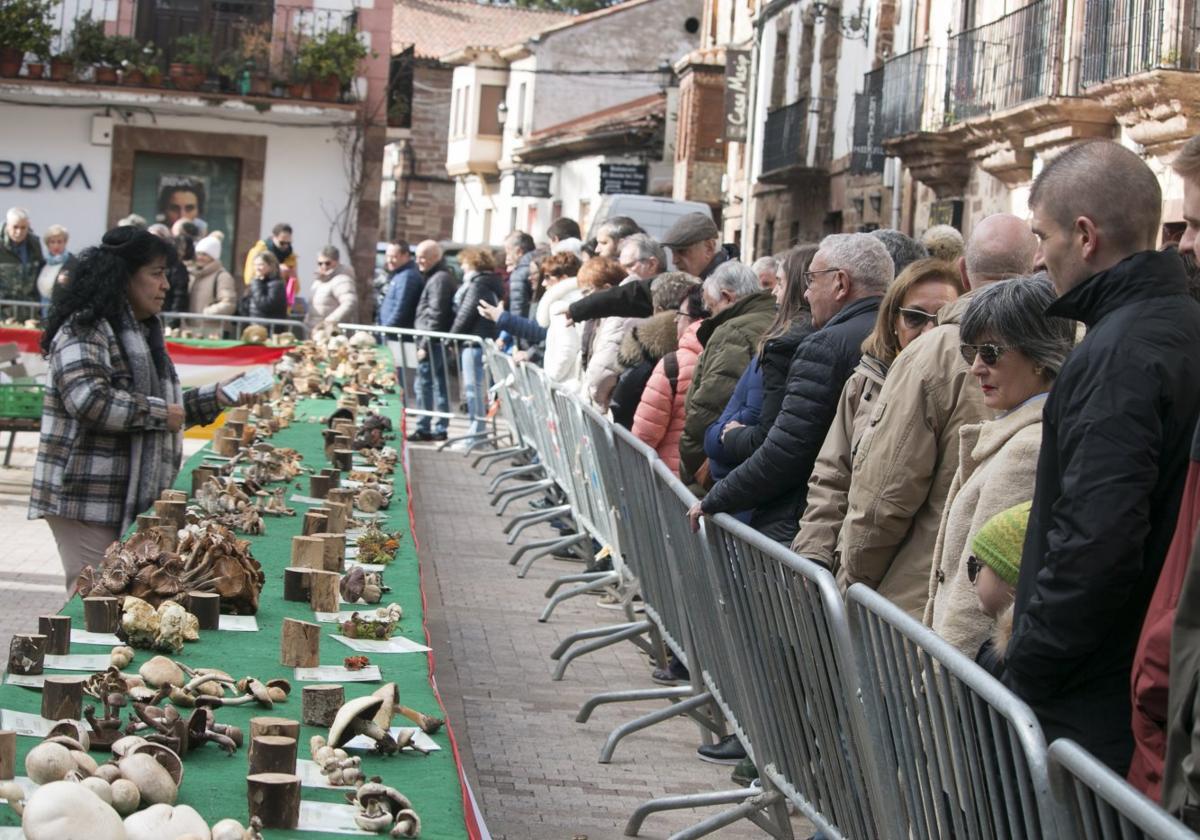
[341,566,389,605]
[120,598,199,654]
[355,524,404,566]
[190,478,266,536]
[339,605,403,641]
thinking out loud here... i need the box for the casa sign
[0,161,93,191]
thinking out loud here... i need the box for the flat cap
[660,213,720,248]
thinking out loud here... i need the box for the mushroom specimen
[309,735,363,787]
[186,708,242,755]
[123,802,210,840]
[346,782,420,837]
[328,695,398,755]
[118,597,199,654]
[354,525,402,566]
[340,567,387,605]
[24,741,77,785]
[117,751,179,806]
[339,606,401,641]
[139,656,185,689]
[370,684,439,750]
[12,780,126,840]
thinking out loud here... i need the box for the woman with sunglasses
[305,245,358,336]
[793,258,962,566]
[923,275,1075,657]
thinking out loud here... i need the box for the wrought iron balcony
[1080,0,1199,87]
[760,99,809,180]
[946,0,1060,123]
[880,46,945,139]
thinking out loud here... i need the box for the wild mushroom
[0,781,24,817]
[392,809,421,838]
[110,646,135,669]
[370,683,441,744]
[117,751,179,806]
[309,735,363,786]
[49,719,92,752]
[340,566,367,604]
[197,677,274,709]
[265,678,292,704]
[329,695,398,755]
[80,776,113,805]
[139,655,185,688]
[18,780,125,840]
[348,782,415,835]
[123,802,211,840]
[25,741,77,784]
[179,664,236,698]
[128,742,184,788]
[356,488,387,514]
[110,778,141,815]
[186,707,240,755]
[212,817,264,840]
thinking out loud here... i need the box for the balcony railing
[761,99,808,177]
[1080,0,1199,87]
[880,46,946,139]
[946,0,1060,123]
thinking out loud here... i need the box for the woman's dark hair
[156,179,207,220]
[960,273,1075,381]
[42,226,177,358]
[758,243,817,356]
[681,283,710,320]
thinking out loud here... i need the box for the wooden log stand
[136,514,163,533]
[41,675,83,720]
[318,534,345,572]
[154,499,187,531]
[249,716,300,745]
[308,570,340,613]
[290,536,325,570]
[327,488,354,507]
[302,511,328,537]
[301,684,343,727]
[282,567,312,603]
[8,634,45,675]
[83,596,120,633]
[323,501,348,535]
[38,615,70,656]
[187,591,221,631]
[248,735,298,775]
[0,731,15,780]
[280,619,320,668]
[246,772,301,829]
[309,473,332,499]
[332,449,354,471]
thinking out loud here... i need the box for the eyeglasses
[898,307,939,330]
[676,306,710,321]
[801,267,842,285]
[959,343,1010,366]
[967,555,981,584]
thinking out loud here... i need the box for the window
[483,208,493,243]
[770,27,789,109]
[478,84,506,136]
[509,206,518,234]
[387,48,414,129]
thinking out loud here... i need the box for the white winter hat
[195,232,224,261]
[551,237,582,257]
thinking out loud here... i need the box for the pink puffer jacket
[632,320,703,472]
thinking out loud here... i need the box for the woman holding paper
[29,225,252,590]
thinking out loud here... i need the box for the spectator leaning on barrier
[677,262,777,493]
[632,283,708,472]
[922,224,966,264]
[662,213,728,280]
[925,275,1074,659]
[837,213,1038,618]
[582,256,645,413]
[1,207,45,304]
[1005,139,1200,775]
[692,233,890,544]
[792,257,962,567]
[242,222,296,289]
[450,247,505,443]
[378,240,425,333]
[1144,136,1200,812]
[504,231,536,319]
[534,253,585,388]
[408,240,459,443]
[306,245,358,334]
[561,233,667,326]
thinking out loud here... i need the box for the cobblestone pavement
[409,441,814,840]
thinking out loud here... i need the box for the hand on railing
[687,501,706,533]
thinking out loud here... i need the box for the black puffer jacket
[609,311,678,429]
[450,271,505,340]
[414,260,459,341]
[1004,249,1200,774]
[700,296,880,543]
[720,316,814,465]
[568,277,653,324]
[247,274,287,321]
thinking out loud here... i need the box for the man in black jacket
[1005,139,1200,773]
[504,231,535,319]
[689,232,892,543]
[409,240,460,442]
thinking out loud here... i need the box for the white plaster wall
[0,102,354,297]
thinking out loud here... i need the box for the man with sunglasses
[838,213,1038,618]
[1005,140,1200,779]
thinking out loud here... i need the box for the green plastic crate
[0,382,44,419]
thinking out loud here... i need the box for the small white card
[344,726,440,753]
[0,826,24,839]
[289,494,327,506]
[293,665,381,682]
[221,366,275,400]
[330,634,430,654]
[352,465,377,473]
[218,614,258,632]
[296,758,356,789]
[6,673,44,688]
[44,654,109,671]
[203,454,233,462]
[69,629,121,646]
[352,512,383,522]
[314,611,363,623]
[343,561,386,573]
[297,801,375,835]
[0,709,82,737]
[344,546,359,559]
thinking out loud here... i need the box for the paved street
[410,440,814,839]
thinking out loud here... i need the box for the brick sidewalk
[409,442,814,840]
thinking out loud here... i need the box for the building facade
[442,0,702,245]
[0,0,391,311]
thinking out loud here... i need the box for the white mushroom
[20,780,125,840]
[80,777,113,805]
[25,741,76,785]
[124,803,211,840]
[118,752,178,806]
[211,818,250,840]
[110,778,141,816]
[139,655,184,688]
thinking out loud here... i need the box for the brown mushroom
[328,695,397,755]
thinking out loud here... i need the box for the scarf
[265,238,293,263]
[115,307,184,532]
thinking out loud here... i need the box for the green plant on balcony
[173,32,213,73]
[69,12,107,65]
[0,0,57,76]
[296,28,368,85]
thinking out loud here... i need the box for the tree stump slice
[280,619,320,668]
[309,474,332,499]
[8,634,46,675]
[248,735,298,775]
[302,511,328,537]
[283,567,312,603]
[246,772,301,829]
[38,615,70,656]
[0,731,15,780]
[290,536,325,570]
[136,514,163,533]
[41,676,83,720]
[318,534,345,572]
[83,596,120,633]
[332,449,354,471]
[308,570,340,613]
[323,501,348,535]
[187,591,221,630]
[301,684,344,727]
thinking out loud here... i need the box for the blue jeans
[461,344,487,437]
[415,341,449,435]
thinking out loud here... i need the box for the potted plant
[69,12,108,81]
[296,28,368,102]
[170,32,211,91]
[0,0,55,78]
[238,21,272,96]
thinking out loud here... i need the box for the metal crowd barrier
[0,298,43,324]
[1049,740,1198,840]
[162,310,307,340]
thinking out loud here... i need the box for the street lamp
[497,100,508,130]
[810,2,870,42]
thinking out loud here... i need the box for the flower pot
[94,65,118,84]
[0,48,22,78]
[287,81,307,99]
[25,62,44,80]
[249,74,270,96]
[144,70,162,87]
[120,68,144,86]
[49,57,73,80]
[172,63,204,91]
[309,74,340,102]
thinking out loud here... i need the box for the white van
[586,195,715,246]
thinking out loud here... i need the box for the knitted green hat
[971,501,1031,587]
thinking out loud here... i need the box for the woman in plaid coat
[28,226,241,589]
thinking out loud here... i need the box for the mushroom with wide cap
[123,802,210,840]
[329,695,398,755]
[118,751,179,805]
[348,782,412,833]
[196,677,273,710]
[15,780,126,840]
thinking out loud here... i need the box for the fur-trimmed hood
[992,604,1014,657]
[618,311,678,368]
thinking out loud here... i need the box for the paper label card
[329,634,430,654]
[289,495,327,506]
[343,561,385,573]
[218,614,258,632]
[45,654,110,671]
[296,758,356,789]
[0,709,84,736]
[293,665,381,683]
[344,726,439,753]
[70,629,121,646]
[297,801,376,835]
[6,673,44,688]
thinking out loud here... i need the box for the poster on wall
[130,152,242,267]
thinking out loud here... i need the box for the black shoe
[431,432,448,441]
[530,497,556,510]
[651,657,690,686]
[406,430,433,442]
[697,734,746,765]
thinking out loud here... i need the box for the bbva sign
[0,161,92,191]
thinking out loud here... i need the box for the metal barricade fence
[846,583,1062,839]
[1049,739,1198,840]
[162,311,307,340]
[551,387,609,548]
[704,515,896,839]
[0,298,44,324]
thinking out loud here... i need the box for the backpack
[663,351,680,400]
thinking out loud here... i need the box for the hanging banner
[724,49,751,142]
[850,68,885,174]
